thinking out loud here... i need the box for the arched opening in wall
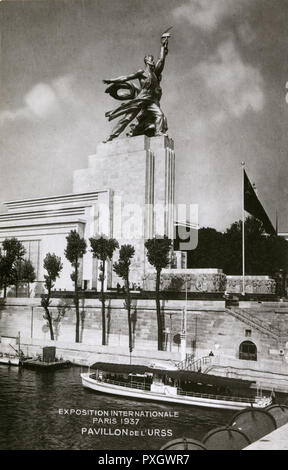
[239,341,257,361]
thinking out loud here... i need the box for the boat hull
[81,373,268,410]
[0,357,20,366]
[21,359,71,370]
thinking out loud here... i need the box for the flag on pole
[244,170,276,235]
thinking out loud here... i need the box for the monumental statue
[102,28,172,143]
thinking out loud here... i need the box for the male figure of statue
[103,33,170,143]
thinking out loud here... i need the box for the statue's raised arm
[155,36,169,78]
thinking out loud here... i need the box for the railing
[175,355,212,372]
[226,307,282,340]
[89,375,149,391]
[177,389,257,403]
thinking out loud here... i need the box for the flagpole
[241,162,245,296]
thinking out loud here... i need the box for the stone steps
[226,307,282,340]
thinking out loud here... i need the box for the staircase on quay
[175,304,288,376]
[175,353,288,392]
[225,306,284,341]
[175,354,212,372]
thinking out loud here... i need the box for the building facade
[0,135,179,293]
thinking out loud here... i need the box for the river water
[0,365,243,450]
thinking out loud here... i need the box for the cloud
[172,0,249,31]
[24,83,59,118]
[0,108,31,123]
[195,39,264,118]
[0,75,76,125]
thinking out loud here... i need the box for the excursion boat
[81,362,272,410]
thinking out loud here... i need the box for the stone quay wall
[1,297,288,381]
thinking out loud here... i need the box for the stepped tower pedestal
[73,135,176,286]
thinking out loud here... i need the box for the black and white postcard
[0,0,288,453]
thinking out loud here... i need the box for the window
[239,341,257,361]
[245,329,252,337]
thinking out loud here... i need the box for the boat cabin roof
[91,362,255,391]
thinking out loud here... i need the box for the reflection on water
[0,365,235,450]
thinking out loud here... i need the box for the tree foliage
[0,238,26,297]
[145,235,171,272]
[113,245,135,281]
[187,227,225,269]
[89,235,119,263]
[21,259,36,284]
[145,235,172,351]
[64,230,87,267]
[187,216,288,276]
[223,217,288,275]
[90,235,119,346]
[43,253,63,289]
[41,253,63,340]
[65,230,87,343]
[13,259,36,297]
[22,259,36,297]
[2,238,26,260]
[113,244,135,356]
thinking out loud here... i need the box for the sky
[0,0,287,232]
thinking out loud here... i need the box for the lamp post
[179,279,202,364]
[241,161,246,297]
[167,312,174,352]
[180,279,188,362]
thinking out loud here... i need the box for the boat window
[239,341,257,361]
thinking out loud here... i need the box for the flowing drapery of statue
[102,28,172,143]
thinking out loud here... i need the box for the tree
[41,253,63,340]
[113,244,135,360]
[145,235,172,351]
[12,259,24,298]
[89,235,119,345]
[187,227,225,269]
[65,230,87,343]
[54,300,71,340]
[186,217,288,277]
[223,216,288,275]
[12,258,36,297]
[0,238,26,297]
[21,260,36,297]
[0,253,13,297]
